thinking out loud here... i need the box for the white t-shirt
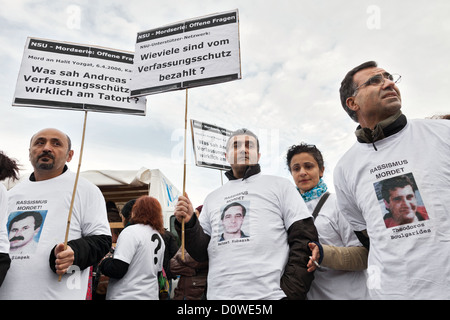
[0,184,10,254]
[305,193,370,300]
[106,224,164,300]
[200,172,312,300]
[334,119,450,299]
[0,169,111,300]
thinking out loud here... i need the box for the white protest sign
[13,37,146,115]
[130,9,241,96]
[191,119,232,170]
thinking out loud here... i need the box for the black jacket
[0,253,10,286]
[49,234,112,273]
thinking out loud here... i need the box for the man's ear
[346,96,359,112]
[66,150,74,163]
[383,199,390,210]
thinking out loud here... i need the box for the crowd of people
[0,61,449,300]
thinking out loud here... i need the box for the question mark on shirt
[151,234,162,265]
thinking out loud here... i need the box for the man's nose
[382,76,396,89]
[42,142,53,152]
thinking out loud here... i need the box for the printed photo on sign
[218,201,250,242]
[7,210,47,255]
[373,173,429,228]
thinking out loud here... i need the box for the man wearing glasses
[333,61,450,299]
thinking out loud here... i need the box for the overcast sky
[1,0,449,207]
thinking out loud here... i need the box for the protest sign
[13,37,146,115]
[130,9,241,96]
[191,119,232,171]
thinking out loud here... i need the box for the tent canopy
[80,167,181,210]
[81,167,181,230]
[80,167,151,206]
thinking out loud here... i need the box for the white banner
[13,37,146,115]
[131,9,241,96]
[191,119,232,170]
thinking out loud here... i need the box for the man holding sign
[0,128,111,299]
[174,128,319,299]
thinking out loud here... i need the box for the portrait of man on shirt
[219,202,249,242]
[376,174,429,228]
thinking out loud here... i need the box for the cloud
[1,0,450,207]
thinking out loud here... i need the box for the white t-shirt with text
[200,173,312,300]
[0,169,111,300]
[334,119,450,299]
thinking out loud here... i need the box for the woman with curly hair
[99,196,165,299]
[0,151,20,182]
[286,143,369,300]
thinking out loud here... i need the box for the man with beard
[0,128,111,299]
[174,128,319,299]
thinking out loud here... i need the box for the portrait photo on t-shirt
[7,210,47,256]
[373,172,429,229]
[218,201,250,242]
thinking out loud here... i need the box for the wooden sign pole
[58,110,88,282]
[181,89,188,261]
